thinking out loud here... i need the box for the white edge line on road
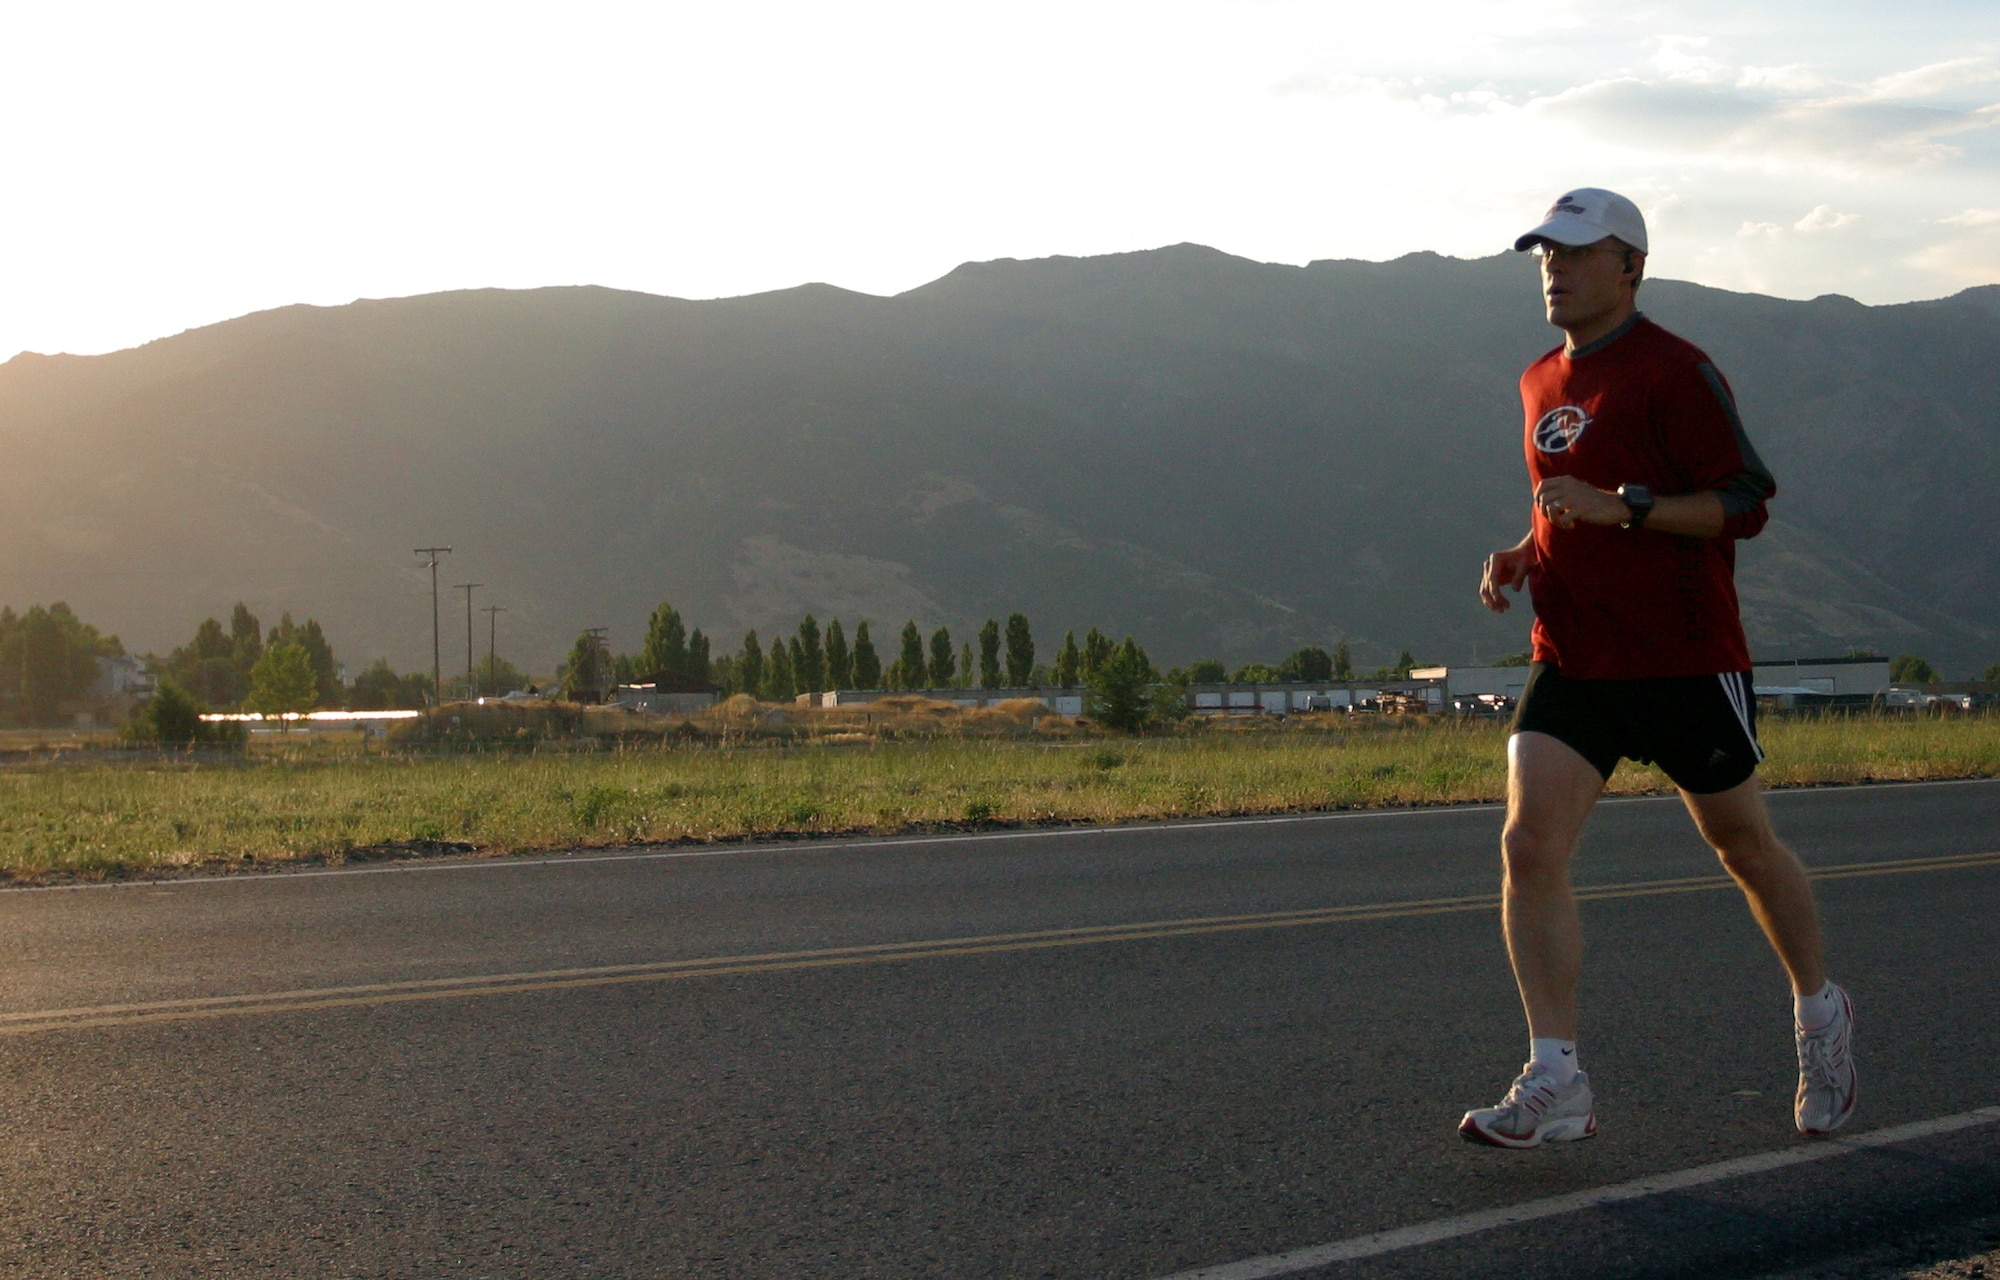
[1155,1104,2000,1280]
[5,775,1994,896]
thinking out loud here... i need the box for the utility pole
[414,547,451,708]
[480,605,506,698]
[454,582,483,702]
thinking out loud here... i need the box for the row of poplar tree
[724,612,1045,702]
[557,603,1181,703]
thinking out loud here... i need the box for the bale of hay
[987,697,1054,719]
[867,695,961,715]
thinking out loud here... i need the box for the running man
[1461,188,1856,1148]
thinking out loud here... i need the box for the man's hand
[1536,479,1729,537]
[1481,536,1537,614]
[1534,475,1628,529]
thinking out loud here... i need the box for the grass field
[1,712,1996,881]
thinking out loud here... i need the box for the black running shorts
[1511,663,1763,794]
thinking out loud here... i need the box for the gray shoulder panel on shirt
[1695,362,1776,513]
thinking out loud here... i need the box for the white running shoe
[1459,1067,1597,1149]
[1795,982,1857,1135]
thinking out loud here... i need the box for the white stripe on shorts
[1718,670,1764,763]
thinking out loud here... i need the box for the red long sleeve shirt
[1520,314,1775,679]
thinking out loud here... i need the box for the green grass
[1,714,1996,881]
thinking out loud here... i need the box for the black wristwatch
[1617,483,1654,529]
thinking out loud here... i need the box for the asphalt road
[0,778,1994,1279]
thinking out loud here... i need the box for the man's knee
[1712,829,1796,883]
[1684,780,1786,873]
[1502,732,1602,891]
[1501,821,1573,887]
[1695,807,1799,883]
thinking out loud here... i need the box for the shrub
[247,642,318,717]
[1890,654,1938,683]
[1086,642,1156,734]
[1150,669,1192,723]
[123,678,243,747]
[1276,646,1334,682]
[147,679,206,743]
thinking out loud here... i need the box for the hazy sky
[4,0,1997,361]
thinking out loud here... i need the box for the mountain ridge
[2,247,1996,676]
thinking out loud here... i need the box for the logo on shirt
[1533,404,1591,453]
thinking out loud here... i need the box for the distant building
[1410,655,1894,710]
[1409,665,1528,700]
[609,684,719,716]
[87,655,155,726]
[1748,655,1891,697]
[1186,679,1444,715]
[816,688,1089,716]
[817,679,1450,717]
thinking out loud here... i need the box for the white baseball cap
[1514,188,1648,254]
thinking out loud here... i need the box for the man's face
[1537,237,1638,333]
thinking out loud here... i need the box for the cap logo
[1548,201,1588,217]
[1533,404,1592,453]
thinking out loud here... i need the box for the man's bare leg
[1501,731,1608,1040]
[1680,778,1826,995]
[1681,775,1854,1133]
[1459,731,1609,1146]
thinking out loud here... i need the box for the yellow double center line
[4,849,1995,1038]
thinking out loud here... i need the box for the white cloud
[2,0,1999,357]
[1864,58,2000,102]
[1795,205,1860,233]
[1733,206,1859,242]
[1755,98,1994,170]
[1531,71,2000,173]
[1734,64,1832,95]
[1903,217,2000,290]
[1652,34,1727,82]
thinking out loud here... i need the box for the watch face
[1619,485,1652,528]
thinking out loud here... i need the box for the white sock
[1529,1037,1579,1085]
[1795,982,1837,1031]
